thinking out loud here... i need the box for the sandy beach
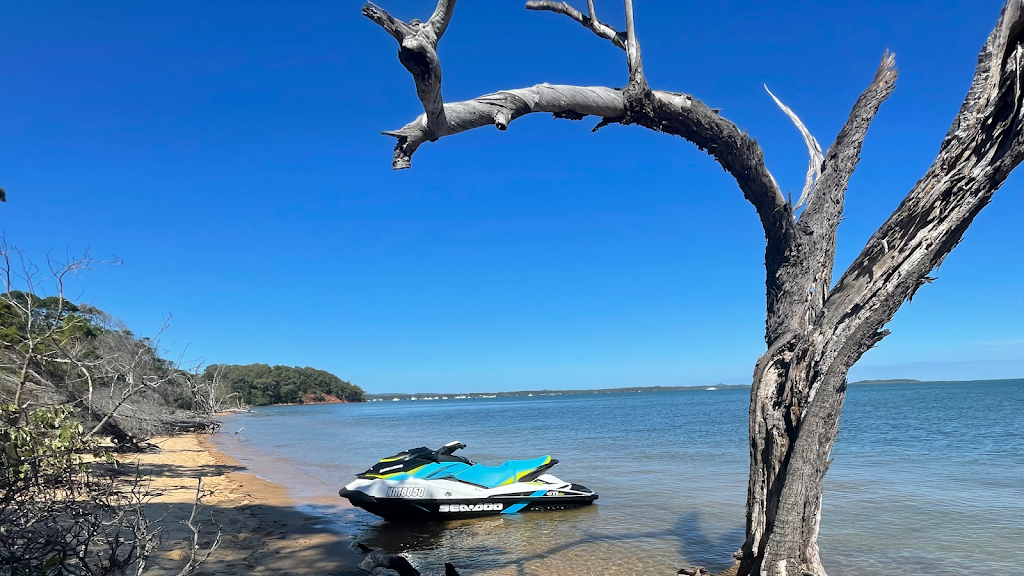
[128,433,363,576]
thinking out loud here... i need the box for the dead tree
[85,322,177,441]
[0,240,117,421]
[362,1,1024,575]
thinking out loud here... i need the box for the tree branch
[176,479,222,576]
[368,0,792,320]
[804,52,898,228]
[362,2,412,42]
[645,91,791,246]
[801,52,898,289]
[383,83,625,169]
[525,1,626,50]
[623,0,647,92]
[823,0,1024,371]
[764,86,824,210]
[427,0,457,38]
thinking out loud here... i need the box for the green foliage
[1,405,149,576]
[205,363,365,406]
[0,405,106,486]
[0,290,105,349]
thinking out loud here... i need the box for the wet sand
[128,434,363,576]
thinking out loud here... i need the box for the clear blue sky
[2,0,1021,393]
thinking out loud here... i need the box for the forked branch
[525,0,645,91]
[525,1,626,50]
[362,0,458,139]
[805,52,898,225]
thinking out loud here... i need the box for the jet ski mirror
[438,441,466,456]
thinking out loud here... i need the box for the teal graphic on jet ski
[338,441,597,520]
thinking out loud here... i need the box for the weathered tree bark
[362,1,1024,574]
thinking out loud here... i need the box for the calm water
[213,380,1024,575]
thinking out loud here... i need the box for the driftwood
[357,549,421,576]
[354,543,464,576]
[91,415,153,453]
[168,418,220,434]
[362,1,1024,575]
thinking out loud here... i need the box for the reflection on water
[213,380,1024,575]
[352,507,739,576]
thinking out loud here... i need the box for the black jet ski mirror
[437,441,466,457]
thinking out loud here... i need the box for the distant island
[206,363,365,406]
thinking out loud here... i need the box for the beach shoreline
[130,433,363,576]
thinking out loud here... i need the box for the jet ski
[339,441,597,521]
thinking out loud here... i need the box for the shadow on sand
[143,500,364,576]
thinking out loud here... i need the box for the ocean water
[212,380,1024,575]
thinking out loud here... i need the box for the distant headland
[207,363,365,406]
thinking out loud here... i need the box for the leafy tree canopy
[204,363,365,406]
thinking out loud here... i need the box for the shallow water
[213,380,1024,575]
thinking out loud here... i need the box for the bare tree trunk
[361,1,1024,574]
[740,5,1024,572]
[742,351,851,576]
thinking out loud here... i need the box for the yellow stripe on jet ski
[378,456,405,462]
[367,464,426,479]
[499,456,551,486]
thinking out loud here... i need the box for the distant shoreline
[364,384,746,401]
[363,377,1022,401]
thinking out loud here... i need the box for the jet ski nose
[339,487,376,507]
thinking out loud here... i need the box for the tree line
[205,363,365,406]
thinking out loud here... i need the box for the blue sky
[2,0,1021,393]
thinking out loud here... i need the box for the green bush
[1,405,153,576]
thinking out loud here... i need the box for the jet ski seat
[452,455,553,488]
